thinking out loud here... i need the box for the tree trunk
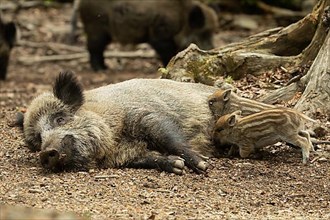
[162,0,330,117]
[295,31,330,116]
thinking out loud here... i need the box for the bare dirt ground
[1,2,329,220]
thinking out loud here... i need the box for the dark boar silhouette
[23,71,220,174]
[79,0,218,71]
[0,16,16,80]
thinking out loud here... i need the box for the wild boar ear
[222,89,231,102]
[15,112,24,128]
[53,71,84,110]
[188,5,205,29]
[8,111,24,128]
[227,114,237,127]
[4,22,16,48]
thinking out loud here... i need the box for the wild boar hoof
[173,168,186,175]
[169,156,185,175]
[173,159,185,169]
[197,161,208,171]
[302,157,309,164]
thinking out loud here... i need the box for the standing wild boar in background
[213,109,315,164]
[0,16,16,80]
[79,0,218,71]
[23,71,220,174]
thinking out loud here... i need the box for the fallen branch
[17,40,85,53]
[18,50,156,65]
[256,1,306,17]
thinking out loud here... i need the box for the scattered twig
[280,66,288,72]
[155,189,171,193]
[310,156,328,163]
[94,175,120,180]
[285,74,303,86]
[311,139,330,145]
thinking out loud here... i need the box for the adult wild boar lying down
[22,71,220,174]
[79,0,218,71]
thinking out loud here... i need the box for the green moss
[158,67,168,77]
[224,76,234,84]
[185,56,220,85]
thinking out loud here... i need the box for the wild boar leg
[139,115,207,173]
[228,145,239,157]
[0,56,9,80]
[86,32,110,71]
[239,144,255,158]
[149,39,178,66]
[299,130,314,151]
[127,151,185,175]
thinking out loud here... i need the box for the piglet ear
[227,114,237,127]
[222,89,231,102]
[53,71,84,110]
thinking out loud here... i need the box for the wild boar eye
[208,100,214,106]
[55,116,67,126]
[37,133,41,143]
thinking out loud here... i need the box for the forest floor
[0,2,329,220]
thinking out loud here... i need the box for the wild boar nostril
[40,149,60,169]
[48,150,57,158]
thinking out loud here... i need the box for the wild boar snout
[40,149,60,169]
[40,134,74,170]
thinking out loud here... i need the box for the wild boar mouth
[39,135,90,172]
